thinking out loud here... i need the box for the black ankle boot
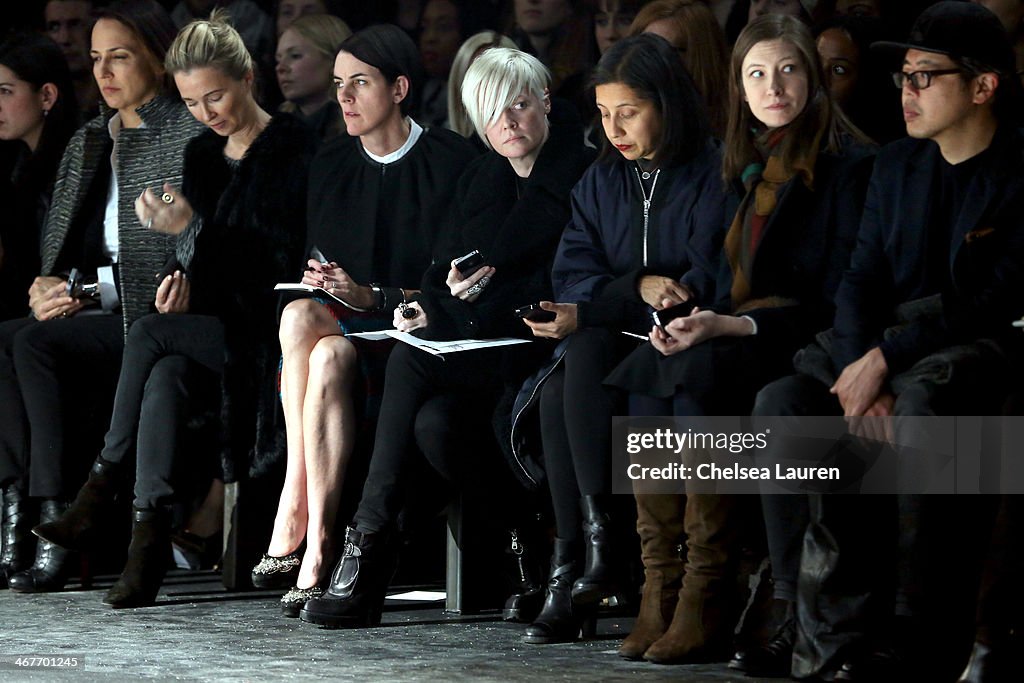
[523,539,594,644]
[299,527,399,628]
[33,458,120,551]
[8,500,72,593]
[103,507,171,608]
[1,484,35,588]
[741,599,796,677]
[502,528,544,623]
[571,495,620,606]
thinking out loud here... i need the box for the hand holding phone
[651,300,696,331]
[515,303,557,323]
[453,250,485,278]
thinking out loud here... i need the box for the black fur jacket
[185,113,316,482]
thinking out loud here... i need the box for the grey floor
[0,571,778,682]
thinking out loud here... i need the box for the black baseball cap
[872,1,1015,74]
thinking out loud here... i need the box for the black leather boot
[299,527,399,628]
[571,495,620,606]
[8,499,72,593]
[502,528,545,623]
[739,599,796,677]
[523,539,594,644]
[33,458,120,551]
[104,507,171,608]
[1,484,35,588]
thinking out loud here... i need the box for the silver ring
[144,217,154,230]
[466,284,483,296]
[477,275,491,288]
[161,192,174,204]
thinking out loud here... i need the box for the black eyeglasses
[891,69,962,90]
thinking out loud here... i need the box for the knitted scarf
[724,126,822,311]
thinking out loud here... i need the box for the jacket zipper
[634,167,660,267]
[510,357,565,486]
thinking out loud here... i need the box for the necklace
[637,160,659,180]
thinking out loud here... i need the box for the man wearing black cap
[742,2,1024,681]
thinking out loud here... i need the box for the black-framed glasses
[891,69,963,90]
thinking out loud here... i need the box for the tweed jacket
[40,95,204,336]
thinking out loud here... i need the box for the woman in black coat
[33,14,315,608]
[298,46,595,629]
[604,15,875,666]
[518,33,728,645]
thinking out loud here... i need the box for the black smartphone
[453,249,485,277]
[651,300,696,331]
[515,303,557,323]
[156,256,182,281]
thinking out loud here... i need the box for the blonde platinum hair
[165,9,253,78]
[461,47,550,150]
[447,31,517,137]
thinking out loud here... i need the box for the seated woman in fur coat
[32,13,316,608]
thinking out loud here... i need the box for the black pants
[538,328,623,541]
[352,342,519,534]
[0,317,33,487]
[1,314,124,498]
[754,361,1007,677]
[99,313,223,509]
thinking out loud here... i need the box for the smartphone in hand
[651,300,696,331]
[453,250,485,278]
[515,303,557,323]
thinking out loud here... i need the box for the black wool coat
[184,113,317,481]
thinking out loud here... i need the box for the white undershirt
[364,117,423,164]
[102,114,147,262]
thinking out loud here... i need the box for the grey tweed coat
[40,95,205,336]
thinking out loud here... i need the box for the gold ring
[161,192,174,204]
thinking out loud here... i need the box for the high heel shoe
[281,585,325,618]
[251,543,303,589]
[103,507,171,608]
[1,484,35,588]
[8,499,73,593]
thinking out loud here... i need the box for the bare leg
[295,335,358,589]
[184,478,224,538]
[267,299,340,557]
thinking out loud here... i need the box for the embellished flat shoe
[251,550,301,589]
[281,585,325,618]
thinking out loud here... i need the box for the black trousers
[538,328,624,541]
[99,313,223,509]
[352,342,521,535]
[0,317,33,487]
[1,314,124,498]
[754,359,1007,678]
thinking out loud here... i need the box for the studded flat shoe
[281,585,325,618]
[251,550,301,589]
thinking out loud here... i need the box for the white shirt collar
[364,117,423,164]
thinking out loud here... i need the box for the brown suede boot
[643,493,744,664]
[618,494,685,660]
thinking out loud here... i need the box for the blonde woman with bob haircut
[297,47,595,629]
[276,13,351,141]
[34,10,317,610]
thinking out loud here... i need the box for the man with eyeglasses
[744,2,1024,681]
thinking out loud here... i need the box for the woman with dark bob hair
[516,32,728,644]
[605,13,875,666]
[0,0,204,594]
[33,11,318,609]
[298,46,594,629]
[250,24,477,615]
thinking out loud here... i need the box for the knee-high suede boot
[618,493,686,659]
[643,493,743,664]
